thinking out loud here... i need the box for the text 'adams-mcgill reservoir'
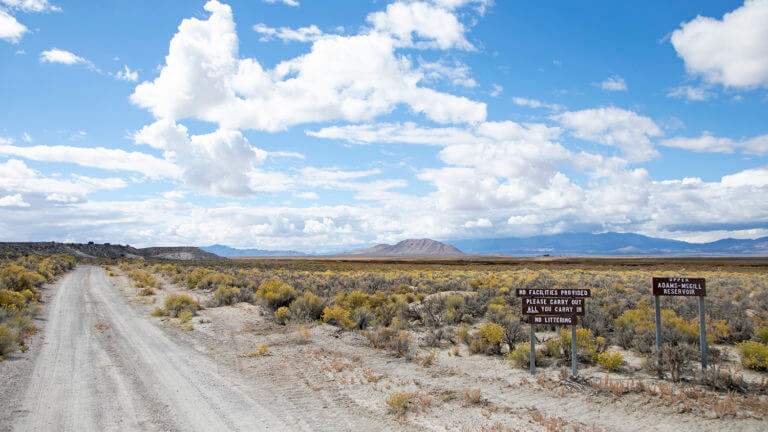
[652,277,706,297]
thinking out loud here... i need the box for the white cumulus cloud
[253,23,323,43]
[599,76,627,91]
[666,85,713,101]
[464,218,491,228]
[131,0,486,132]
[0,8,27,43]
[367,1,475,50]
[262,0,298,6]
[555,107,662,162]
[0,144,182,179]
[0,193,29,207]
[39,48,86,65]
[1,0,59,12]
[115,65,138,81]
[661,133,768,155]
[512,97,564,111]
[671,0,768,88]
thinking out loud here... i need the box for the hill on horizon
[339,239,467,257]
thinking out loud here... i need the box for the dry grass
[420,349,437,367]
[462,388,484,406]
[386,392,412,417]
[297,325,311,343]
[246,343,269,357]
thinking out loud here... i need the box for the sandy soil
[1,266,403,431]
[121,270,768,432]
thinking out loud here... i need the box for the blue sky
[1,0,767,251]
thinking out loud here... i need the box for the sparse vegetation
[386,392,411,416]
[212,285,243,306]
[124,257,768,391]
[247,343,269,357]
[0,323,19,359]
[597,349,624,372]
[157,294,200,318]
[462,388,483,406]
[298,325,311,342]
[506,342,537,368]
[256,281,296,310]
[274,306,290,325]
[0,253,74,359]
[736,341,768,371]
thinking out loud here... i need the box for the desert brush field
[2,253,768,431]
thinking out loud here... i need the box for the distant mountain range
[204,232,768,257]
[339,238,466,257]
[201,244,308,257]
[449,232,768,256]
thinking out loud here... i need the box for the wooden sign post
[516,288,590,376]
[651,277,707,378]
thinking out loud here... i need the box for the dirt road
[9,266,395,431]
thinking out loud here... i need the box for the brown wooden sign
[652,277,706,297]
[526,315,577,325]
[515,288,591,298]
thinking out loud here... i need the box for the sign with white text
[652,277,706,297]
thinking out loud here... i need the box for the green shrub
[0,323,19,360]
[551,328,604,363]
[352,307,375,330]
[597,350,624,371]
[505,342,542,368]
[289,292,325,321]
[322,306,353,328]
[756,326,768,344]
[364,327,411,358]
[467,322,507,355]
[212,285,241,306]
[479,322,505,345]
[197,272,238,290]
[0,264,45,292]
[274,306,290,325]
[457,323,470,344]
[127,269,158,288]
[163,294,199,317]
[185,267,212,289]
[736,341,768,371]
[177,310,194,323]
[256,281,296,310]
[386,393,410,416]
[0,289,26,312]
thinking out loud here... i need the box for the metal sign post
[698,297,707,370]
[652,277,707,376]
[530,324,536,376]
[571,324,577,377]
[654,295,663,379]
